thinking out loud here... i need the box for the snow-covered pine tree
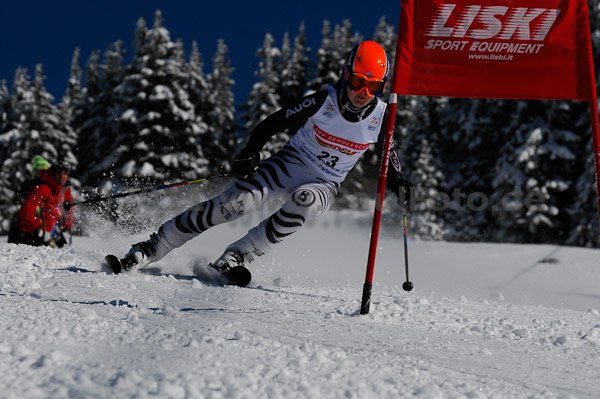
[75,43,130,229]
[277,23,311,107]
[187,40,226,172]
[489,100,583,243]
[567,131,600,247]
[56,48,81,170]
[0,80,9,131]
[432,97,516,241]
[0,69,30,232]
[30,64,78,166]
[277,32,292,99]
[408,138,445,240]
[310,20,335,91]
[0,80,8,152]
[565,0,600,246]
[59,48,83,127]
[311,19,363,91]
[237,33,283,159]
[399,96,448,238]
[76,41,127,186]
[333,19,363,61]
[205,39,236,168]
[186,41,207,111]
[103,10,208,187]
[185,39,225,173]
[0,79,12,232]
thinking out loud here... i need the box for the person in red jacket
[8,162,74,247]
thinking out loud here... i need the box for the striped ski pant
[160,145,339,254]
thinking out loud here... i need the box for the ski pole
[59,173,231,211]
[401,185,413,292]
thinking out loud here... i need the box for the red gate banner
[362,0,600,314]
[393,0,595,100]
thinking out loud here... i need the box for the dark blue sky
[0,0,401,108]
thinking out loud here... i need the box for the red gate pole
[585,17,600,237]
[588,95,600,233]
[360,93,398,315]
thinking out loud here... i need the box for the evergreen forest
[1,5,600,247]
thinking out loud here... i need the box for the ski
[192,262,252,287]
[211,265,252,287]
[104,254,124,274]
[104,254,252,287]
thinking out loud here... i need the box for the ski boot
[118,231,174,272]
[201,236,259,287]
[209,236,265,272]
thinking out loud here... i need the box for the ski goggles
[347,73,385,97]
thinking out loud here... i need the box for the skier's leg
[211,182,337,270]
[121,177,275,270]
[160,178,272,246]
[123,144,309,271]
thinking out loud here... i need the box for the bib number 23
[317,151,339,168]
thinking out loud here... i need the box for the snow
[139,162,155,176]
[120,109,137,123]
[150,85,173,101]
[1,209,599,398]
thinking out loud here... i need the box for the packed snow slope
[1,208,600,399]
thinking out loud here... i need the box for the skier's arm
[238,90,329,158]
[18,186,46,234]
[60,188,74,230]
[374,111,401,176]
[385,142,413,202]
[231,89,329,179]
[374,115,412,197]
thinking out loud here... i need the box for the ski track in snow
[1,212,599,399]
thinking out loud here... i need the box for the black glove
[232,152,259,180]
[386,174,414,200]
[63,200,74,212]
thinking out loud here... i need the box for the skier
[8,161,74,247]
[117,41,408,280]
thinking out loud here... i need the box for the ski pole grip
[63,200,73,212]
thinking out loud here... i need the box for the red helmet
[342,41,389,97]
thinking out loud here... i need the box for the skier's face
[54,170,69,186]
[346,85,373,108]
